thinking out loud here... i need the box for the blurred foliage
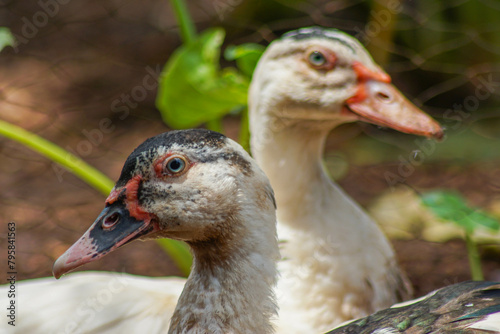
[422,191,500,235]
[156,30,263,152]
[364,0,400,66]
[157,0,265,152]
[0,27,14,50]
[422,190,500,280]
[343,128,500,166]
[224,43,266,78]
[169,0,197,44]
[156,28,249,129]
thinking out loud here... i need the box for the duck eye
[166,157,186,174]
[308,51,326,66]
[154,154,190,178]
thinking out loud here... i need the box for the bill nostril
[103,212,120,229]
[376,91,392,102]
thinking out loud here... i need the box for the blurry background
[1,0,499,296]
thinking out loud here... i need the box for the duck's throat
[251,120,336,224]
[251,117,376,235]
[169,234,278,334]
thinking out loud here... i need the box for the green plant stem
[206,118,224,133]
[170,0,197,44]
[238,108,250,153]
[0,119,192,277]
[0,119,114,195]
[157,239,192,276]
[465,232,484,281]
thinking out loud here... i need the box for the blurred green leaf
[156,28,249,129]
[224,43,265,78]
[0,28,14,51]
[464,211,500,232]
[422,190,500,233]
[422,190,494,281]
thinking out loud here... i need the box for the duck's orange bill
[343,61,444,140]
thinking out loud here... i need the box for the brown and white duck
[52,129,280,334]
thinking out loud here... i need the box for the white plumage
[13,273,183,333]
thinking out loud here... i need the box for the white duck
[248,26,443,332]
[52,129,280,334]
[1,27,444,334]
[21,130,500,334]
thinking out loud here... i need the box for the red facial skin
[106,175,152,223]
[347,61,391,104]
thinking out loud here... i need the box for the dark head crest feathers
[116,129,227,187]
[282,26,356,54]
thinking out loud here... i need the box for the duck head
[249,26,443,139]
[53,129,276,278]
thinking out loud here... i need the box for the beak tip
[52,255,67,279]
[434,131,445,141]
[430,123,445,141]
[52,250,80,279]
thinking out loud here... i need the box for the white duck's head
[53,129,277,279]
[249,26,443,140]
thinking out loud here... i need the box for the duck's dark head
[53,129,276,278]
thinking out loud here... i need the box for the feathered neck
[251,116,371,235]
[168,203,279,334]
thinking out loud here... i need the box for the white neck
[251,115,370,236]
[168,205,279,334]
